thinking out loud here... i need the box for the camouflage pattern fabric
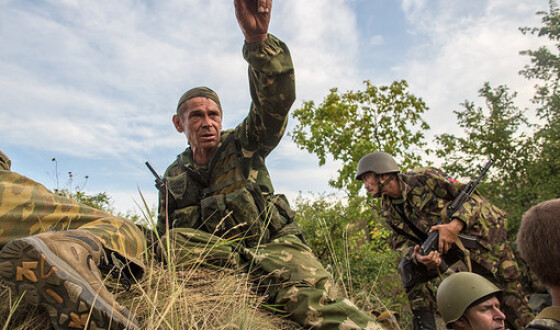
[380,167,533,329]
[0,150,11,171]
[160,228,383,329]
[0,153,146,274]
[158,35,381,329]
[157,34,298,240]
[525,306,560,330]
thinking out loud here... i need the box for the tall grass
[0,257,298,329]
[0,190,406,329]
[0,189,299,329]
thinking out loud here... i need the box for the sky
[0,0,550,215]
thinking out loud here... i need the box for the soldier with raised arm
[155,1,382,328]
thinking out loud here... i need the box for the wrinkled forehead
[181,97,221,114]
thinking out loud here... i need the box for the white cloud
[0,0,248,159]
[397,0,547,136]
[1,0,550,213]
[279,0,362,102]
[369,35,384,46]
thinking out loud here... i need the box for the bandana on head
[176,86,221,113]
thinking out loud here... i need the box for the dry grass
[0,193,396,329]
[0,254,300,330]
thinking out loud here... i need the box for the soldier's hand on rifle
[235,0,271,43]
[430,219,464,254]
[414,245,441,269]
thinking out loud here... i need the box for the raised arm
[233,0,295,157]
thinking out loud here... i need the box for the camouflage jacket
[157,35,299,244]
[525,306,560,330]
[380,167,508,260]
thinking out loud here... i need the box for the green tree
[435,1,560,234]
[56,188,115,212]
[519,0,560,204]
[435,83,534,233]
[51,158,142,222]
[291,79,431,196]
[292,194,405,316]
[289,79,431,320]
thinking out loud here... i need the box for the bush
[293,194,408,319]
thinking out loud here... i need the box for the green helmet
[437,272,501,328]
[355,152,400,180]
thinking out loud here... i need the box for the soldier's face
[456,296,505,330]
[173,97,223,150]
[362,172,381,197]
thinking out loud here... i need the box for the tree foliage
[436,83,530,175]
[519,0,560,205]
[291,80,431,196]
[292,195,406,316]
[436,1,560,235]
[51,159,142,222]
[435,84,536,233]
[290,80,431,321]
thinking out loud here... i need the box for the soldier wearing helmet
[355,151,401,198]
[437,272,506,330]
[356,152,533,330]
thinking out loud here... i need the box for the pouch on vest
[269,194,295,222]
[264,193,295,234]
[166,171,202,207]
[200,186,268,247]
[171,205,201,229]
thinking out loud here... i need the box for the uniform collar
[180,129,234,170]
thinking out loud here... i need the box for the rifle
[420,158,494,255]
[145,161,166,192]
[398,158,493,290]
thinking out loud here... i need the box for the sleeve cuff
[243,34,294,75]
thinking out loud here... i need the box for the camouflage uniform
[0,150,146,276]
[157,35,381,330]
[525,306,560,330]
[380,167,533,329]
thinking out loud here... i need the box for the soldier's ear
[453,315,469,329]
[173,114,184,133]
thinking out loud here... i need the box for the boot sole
[0,236,138,330]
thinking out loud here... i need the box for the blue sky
[0,0,548,214]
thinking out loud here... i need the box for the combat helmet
[355,151,400,180]
[437,272,501,328]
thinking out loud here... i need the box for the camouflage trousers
[0,164,146,275]
[160,227,383,330]
[407,244,533,329]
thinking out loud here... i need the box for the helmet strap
[463,315,474,330]
[373,173,396,198]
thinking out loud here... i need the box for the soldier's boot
[412,310,437,330]
[0,230,139,330]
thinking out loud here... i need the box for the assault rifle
[419,157,494,256]
[397,158,493,290]
[145,161,166,192]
